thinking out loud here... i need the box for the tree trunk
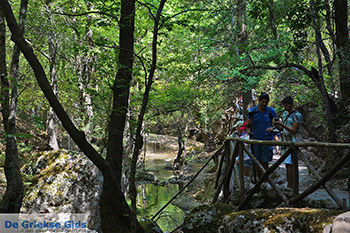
[79,3,95,134]
[128,1,166,231]
[0,1,27,212]
[310,0,337,141]
[45,2,59,150]
[173,112,187,169]
[334,0,350,101]
[102,0,145,231]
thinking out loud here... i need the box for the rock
[136,170,159,184]
[331,211,350,233]
[140,218,163,233]
[182,203,234,233]
[21,150,103,232]
[203,207,342,233]
[323,224,332,233]
[168,176,181,184]
[164,162,173,170]
[172,195,201,211]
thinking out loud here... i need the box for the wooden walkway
[152,137,350,221]
[213,136,350,210]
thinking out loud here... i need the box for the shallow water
[136,152,186,232]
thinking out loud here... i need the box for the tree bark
[128,0,166,231]
[0,0,27,213]
[45,2,59,150]
[310,0,337,142]
[334,0,350,100]
[102,0,145,231]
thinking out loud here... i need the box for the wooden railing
[152,137,350,222]
[213,136,350,210]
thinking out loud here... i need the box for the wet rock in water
[169,175,193,185]
[140,218,163,233]
[21,150,103,232]
[168,176,180,184]
[172,195,201,211]
[136,169,159,184]
[164,161,173,170]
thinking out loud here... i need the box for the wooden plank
[239,142,245,197]
[215,150,225,189]
[223,142,238,200]
[213,143,232,203]
[243,145,289,205]
[291,147,299,197]
[299,152,344,208]
[238,147,293,210]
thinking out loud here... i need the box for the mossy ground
[225,207,344,232]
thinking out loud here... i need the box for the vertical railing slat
[239,142,245,197]
[291,147,299,196]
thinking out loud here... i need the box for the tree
[334,0,350,101]
[0,0,28,213]
[128,0,166,231]
[0,0,144,232]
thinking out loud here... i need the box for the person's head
[238,100,243,106]
[258,92,270,109]
[281,96,294,112]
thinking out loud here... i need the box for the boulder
[182,204,344,233]
[326,211,350,233]
[21,150,103,232]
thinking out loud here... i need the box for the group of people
[233,93,303,191]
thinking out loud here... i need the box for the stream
[136,151,187,232]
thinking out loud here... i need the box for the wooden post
[290,150,350,205]
[223,142,238,200]
[213,142,232,203]
[239,142,245,197]
[348,178,350,210]
[215,150,225,189]
[243,145,289,205]
[299,152,344,208]
[238,147,293,210]
[291,147,299,197]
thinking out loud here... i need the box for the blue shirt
[248,105,277,140]
[281,110,302,143]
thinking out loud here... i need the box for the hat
[240,121,247,130]
[233,120,244,128]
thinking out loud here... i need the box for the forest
[0,0,349,232]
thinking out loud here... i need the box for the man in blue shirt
[247,93,277,175]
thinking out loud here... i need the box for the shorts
[235,153,252,167]
[281,146,294,165]
[252,144,273,162]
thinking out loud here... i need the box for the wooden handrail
[226,136,350,148]
[289,150,350,205]
[151,145,224,221]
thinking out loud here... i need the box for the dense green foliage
[1,0,348,154]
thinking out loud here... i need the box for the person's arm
[279,122,300,134]
[275,113,301,134]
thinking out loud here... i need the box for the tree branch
[52,10,118,20]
